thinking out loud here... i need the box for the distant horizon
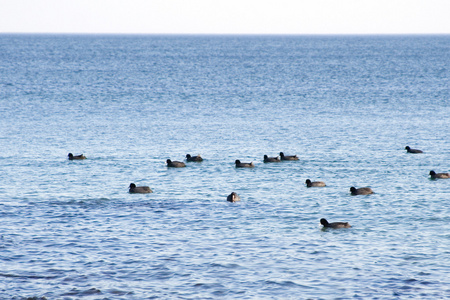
[1,32,449,36]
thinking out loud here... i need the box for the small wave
[61,287,101,296]
[108,289,134,296]
[403,278,436,286]
[0,272,58,280]
[193,282,225,289]
[264,279,313,289]
[209,262,242,269]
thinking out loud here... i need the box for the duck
[167,159,186,168]
[320,218,351,229]
[305,179,326,187]
[350,187,374,195]
[405,146,423,153]
[235,160,254,168]
[429,170,450,179]
[227,192,241,202]
[279,152,299,161]
[263,155,281,163]
[68,153,86,160]
[186,154,203,162]
[129,183,152,194]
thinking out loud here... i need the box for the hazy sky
[1,0,449,34]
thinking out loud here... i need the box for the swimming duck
[227,192,241,202]
[263,155,281,163]
[305,179,326,187]
[405,146,423,153]
[320,218,351,229]
[429,170,450,179]
[167,159,186,168]
[235,160,254,168]
[68,153,86,160]
[186,154,203,162]
[350,186,373,195]
[279,152,299,161]
[350,187,374,195]
[129,183,152,194]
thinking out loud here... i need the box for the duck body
[305,179,326,187]
[129,183,152,194]
[320,218,351,229]
[167,159,186,168]
[405,146,423,153]
[186,154,203,162]
[430,170,450,179]
[279,152,299,161]
[235,160,254,168]
[350,187,374,195]
[68,153,86,160]
[263,155,281,163]
[227,192,241,202]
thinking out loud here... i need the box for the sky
[1,0,449,35]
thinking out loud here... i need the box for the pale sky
[1,0,449,34]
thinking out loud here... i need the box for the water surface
[1,34,449,299]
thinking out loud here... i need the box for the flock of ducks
[68,146,448,229]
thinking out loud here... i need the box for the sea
[0,34,449,299]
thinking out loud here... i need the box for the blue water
[1,34,449,299]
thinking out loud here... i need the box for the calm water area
[0,34,449,299]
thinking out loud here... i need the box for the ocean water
[0,34,449,299]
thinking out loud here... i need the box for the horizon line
[1,32,449,36]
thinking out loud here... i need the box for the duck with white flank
[227,192,241,202]
[320,218,351,229]
[235,160,254,168]
[167,159,186,168]
[186,154,203,162]
[429,170,450,179]
[305,179,326,187]
[68,153,86,160]
[279,152,299,161]
[263,155,281,163]
[129,183,152,194]
[350,187,374,195]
